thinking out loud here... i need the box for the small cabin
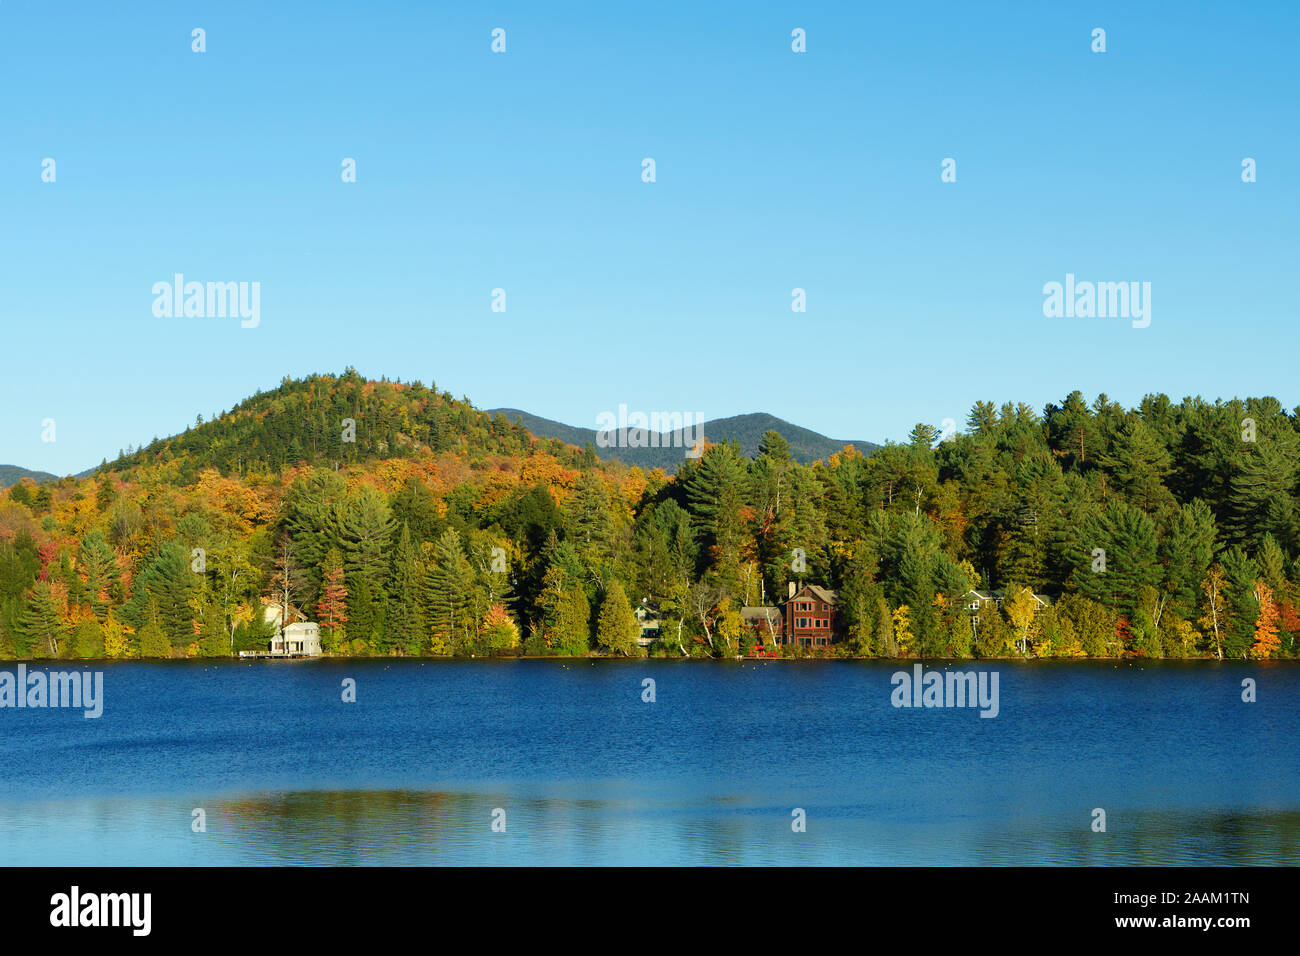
[633,601,662,647]
[271,621,322,657]
[964,588,1052,614]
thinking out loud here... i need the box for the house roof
[965,588,1052,606]
[807,585,836,605]
[784,584,836,606]
[262,599,312,630]
[740,606,783,623]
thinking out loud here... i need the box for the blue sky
[2,1,1297,474]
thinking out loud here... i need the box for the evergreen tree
[387,523,422,654]
[137,619,171,658]
[1162,500,1218,615]
[78,531,117,621]
[551,583,591,656]
[1073,503,1161,618]
[422,529,473,653]
[72,619,105,659]
[20,583,65,657]
[596,579,637,656]
[1220,546,1259,658]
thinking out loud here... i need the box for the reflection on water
[2,789,1298,866]
[1,660,1297,864]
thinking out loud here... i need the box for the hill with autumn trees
[1,370,1298,662]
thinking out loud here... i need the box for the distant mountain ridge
[487,408,876,469]
[0,464,101,486]
[0,465,59,486]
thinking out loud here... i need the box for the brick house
[782,583,836,648]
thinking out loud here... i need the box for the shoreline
[0,654,1286,665]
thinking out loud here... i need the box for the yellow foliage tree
[715,597,742,655]
[1003,587,1039,656]
[892,605,915,656]
[102,612,133,659]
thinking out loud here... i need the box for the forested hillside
[107,369,579,480]
[1,373,1296,661]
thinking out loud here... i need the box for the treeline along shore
[1,371,1297,662]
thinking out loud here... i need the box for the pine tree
[137,618,171,658]
[78,531,117,621]
[339,485,396,647]
[1074,502,1160,617]
[1220,547,1259,658]
[387,523,422,654]
[1045,390,1098,467]
[684,441,750,594]
[72,618,105,658]
[198,604,228,657]
[127,543,195,646]
[20,583,65,657]
[1096,418,1174,513]
[566,472,616,585]
[1226,431,1298,551]
[551,584,591,656]
[423,529,473,653]
[596,579,637,656]
[1163,500,1218,615]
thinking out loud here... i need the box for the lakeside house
[964,588,1054,643]
[633,601,662,648]
[257,598,323,657]
[964,588,1053,614]
[271,621,323,656]
[783,583,836,648]
[741,582,838,650]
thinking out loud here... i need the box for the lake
[0,659,1296,865]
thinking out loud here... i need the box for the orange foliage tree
[1251,582,1280,659]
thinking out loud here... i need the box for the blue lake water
[0,659,1296,865]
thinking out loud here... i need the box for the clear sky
[2,1,1297,475]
